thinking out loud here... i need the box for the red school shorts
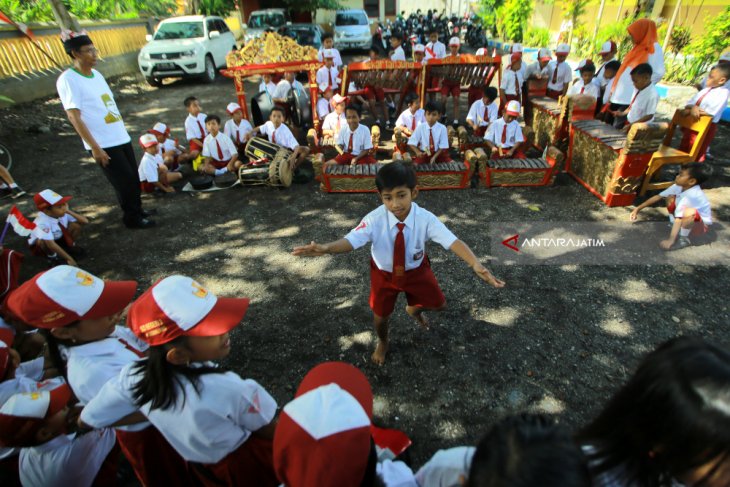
[209,158,230,169]
[189,436,278,487]
[412,151,453,164]
[667,201,709,236]
[140,181,156,193]
[369,258,446,318]
[189,140,203,152]
[116,427,193,487]
[474,125,487,137]
[440,79,461,97]
[334,153,377,165]
[364,85,385,101]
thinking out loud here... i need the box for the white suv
[138,15,237,86]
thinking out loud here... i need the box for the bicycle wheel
[0,143,12,171]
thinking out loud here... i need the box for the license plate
[157,62,175,70]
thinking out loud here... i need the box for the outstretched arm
[292,238,354,257]
[449,240,505,287]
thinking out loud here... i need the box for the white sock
[214,168,228,176]
[0,183,7,189]
[668,215,675,223]
[679,228,690,237]
[9,183,17,188]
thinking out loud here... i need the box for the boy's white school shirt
[157,137,180,157]
[391,45,406,61]
[259,80,277,97]
[344,202,458,273]
[500,68,524,96]
[273,79,292,100]
[686,86,730,123]
[322,111,347,134]
[317,97,333,119]
[202,132,238,161]
[138,152,163,184]
[425,40,446,60]
[28,212,78,247]
[466,99,499,127]
[484,118,525,148]
[318,47,343,68]
[595,57,617,87]
[524,62,548,80]
[224,119,253,145]
[659,184,712,224]
[407,122,450,152]
[184,113,208,141]
[316,65,340,90]
[546,61,573,91]
[567,79,600,98]
[610,42,665,105]
[336,124,373,156]
[19,429,117,487]
[80,362,277,464]
[260,121,298,150]
[395,108,426,131]
[626,84,660,124]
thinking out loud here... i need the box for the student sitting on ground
[324,105,376,167]
[148,122,194,171]
[406,102,453,164]
[394,93,426,153]
[224,103,253,156]
[247,107,310,168]
[201,114,241,177]
[138,134,181,194]
[28,189,88,267]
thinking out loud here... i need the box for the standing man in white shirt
[56,31,153,229]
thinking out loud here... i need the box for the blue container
[655,84,669,99]
[722,106,730,123]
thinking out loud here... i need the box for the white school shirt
[316,65,340,90]
[525,61,548,79]
[377,459,418,487]
[626,84,659,124]
[415,446,476,487]
[28,212,78,247]
[184,113,208,142]
[202,132,238,161]
[273,79,292,100]
[157,137,180,157]
[322,111,347,134]
[317,97,333,119]
[224,119,253,145]
[56,68,131,150]
[80,363,277,464]
[408,122,450,152]
[686,86,730,123]
[336,124,373,156]
[603,77,615,104]
[484,118,525,149]
[260,121,298,150]
[391,45,406,61]
[318,47,343,68]
[466,99,499,127]
[259,80,277,97]
[546,61,573,91]
[659,184,712,224]
[344,203,458,272]
[138,152,164,183]
[500,68,524,96]
[595,57,617,88]
[395,108,426,131]
[19,429,116,487]
[610,42,665,105]
[567,79,600,98]
[425,41,446,60]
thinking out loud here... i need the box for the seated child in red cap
[324,105,376,167]
[80,275,279,487]
[0,383,118,487]
[28,189,88,267]
[406,101,453,164]
[148,122,194,170]
[224,102,253,156]
[321,94,349,142]
[139,134,182,194]
[484,101,526,159]
[293,163,505,365]
[6,265,191,487]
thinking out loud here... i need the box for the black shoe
[125,218,156,229]
[142,209,158,217]
[10,187,26,199]
[0,188,11,199]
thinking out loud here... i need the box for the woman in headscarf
[607,19,665,128]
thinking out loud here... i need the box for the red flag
[7,206,35,237]
[0,11,35,40]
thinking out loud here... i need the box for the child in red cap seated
[138,134,181,194]
[484,101,526,159]
[224,102,253,156]
[29,189,88,266]
[80,275,279,486]
[148,122,194,170]
[0,382,118,487]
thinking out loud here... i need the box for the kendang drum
[268,149,294,187]
[245,137,280,162]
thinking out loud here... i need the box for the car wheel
[145,76,163,87]
[202,55,216,84]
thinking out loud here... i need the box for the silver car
[332,9,373,51]
[244,9,291,43]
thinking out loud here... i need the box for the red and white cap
[599,41,617,55]
[274,362,373,487]
[575,58,595,70]
[556,43,570,54]
[33,189,71,211]
[538,48,552,62]
[331,94,348,108]
[318,82,332,93]
[505,100,521,117]
[510,52,522,63]
[148,122,170,137]
[5,265,137,329]
[413,44,425,53]
[511,43,523,53]
[139,133,158,148]
[127,275,249,347]
[475,47,488,56]
[323,49,335,59]
[448,36,460,46]
[226,102,242,114]
[0,382,71,447]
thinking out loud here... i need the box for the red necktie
[235,128,240,144]
[328,70,333,88]
[483,105,488,124]
[272,129,277,144]
[411,114,416,131]
[347,132,354,153]
[429,128,435,153]
[501,124,507,145]
[514,71,519,96]
[337,117,341,132]
[393,222,406,284]
[551,62,559,84]
[580,86,585,94]
[627,89,641,112]
[215,138,224,159]
[695,87,715,106]
[117,338,145,358]
[196,120,205,138]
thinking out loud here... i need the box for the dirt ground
[1,58,729,470]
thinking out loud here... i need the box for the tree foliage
[0,0,176,23]
[499,0,533,42]
[477,0,505,36]
[193,0,236,17]
[282,0,342,19]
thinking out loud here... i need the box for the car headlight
[140,51,151,60]
[181,49,197,57]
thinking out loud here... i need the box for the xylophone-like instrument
[341,60,422,114]
[320,161,471,193]
[476,146,565,188]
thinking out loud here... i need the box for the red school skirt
[412,151,453,164]
[369,258,446,317]
[116,427,194,487]
[188,436,278,487]
[334,153,377,165]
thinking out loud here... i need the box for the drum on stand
[244,137,280,162]
[290,87,312,129]
[251,91,275,127]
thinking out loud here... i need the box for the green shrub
[499,0,534,42]
[523,26,550,47]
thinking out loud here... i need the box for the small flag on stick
[6,205,35,238]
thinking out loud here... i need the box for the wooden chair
[639,111,712,195]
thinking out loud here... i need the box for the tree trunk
[592,0,606,45]
[46,0,80,31]
[662,0,682,52]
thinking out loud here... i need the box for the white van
[332,9,372,50]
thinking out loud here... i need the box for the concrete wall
[0,52,140,107]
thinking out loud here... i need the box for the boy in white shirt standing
[223,102,253,156]
[293,162,504,364]
[611,63,659,131]
[484,100,526,159]
[466,86,499,137]
[440,37,463,125]
[630,163,712,251]
[500,53,524,112]
[525,48,552,80]
[389,35,406,61]
[425,29,446,60]
[324,105,376,167]
[201,115,240,176]
[546,44,573,99]
[183,96,207,157]
[318,33,343,69]
[316,83,334,120]
[567,61,600,98]
[595,41,618,89]
[259,73,276,97]
[407,102,453,164]
[316,49,340,93]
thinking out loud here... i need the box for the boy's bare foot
[406,305,429,330]
[371,341,388,365]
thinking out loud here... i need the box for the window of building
[385,0,396,16]
[364,0,379,17]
